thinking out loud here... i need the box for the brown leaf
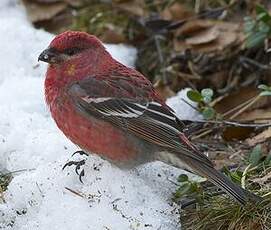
[114,0,147,17]
[214,87,271,118]
[64,0,84,7]
[213,87,271,141]
[223,127,254,141]
[185,26,219,45]
[99,25,126,44]
[154,81,175,100]
[173,19,244,53]
[246,127,271,146]
[22,0,67,22]
[237,108,271,123]
[161,2,194,21]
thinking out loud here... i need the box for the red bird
[39,31,257,205]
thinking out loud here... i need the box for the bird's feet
[62,150,88,183]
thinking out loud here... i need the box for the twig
[154,35,167,84]
[198,120,271,128]
[241,164,251,189]
[240,56,271,70]
[65,187,85,198]
[221,96,257,117]
[181,98,200,113]
[230,95,261,119]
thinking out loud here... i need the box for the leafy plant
[187,88,216,120]
[258,84,271,96]
[244,5,271,48]
[173,174,203,202]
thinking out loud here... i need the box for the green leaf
[260,91,271,96]
[202,107,215,120]
[258,84,269,90]
[187,90,202,102]
[229,171,242,184]
[177,174,189,182]
[244,17,256,33]
[246,31,268,48]
[264,154,271,165]
[175,182,191,198]
[256,5,271,23]
[249,145,262,166]
[201,88,213,103]
[258,21,270,33]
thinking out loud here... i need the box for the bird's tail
[189,161,256,205]
[164,150,261,205]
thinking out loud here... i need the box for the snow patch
[0,1,199,229]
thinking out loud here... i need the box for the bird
[38,31,258,205]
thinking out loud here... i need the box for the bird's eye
[65,47,82,56]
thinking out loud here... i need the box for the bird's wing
[68,75,213,167]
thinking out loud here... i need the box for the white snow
[0,1,200,230]
[166,89,203,121]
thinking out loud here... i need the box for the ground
[0,1,201,229]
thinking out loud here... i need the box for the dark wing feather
[68,77,213,167]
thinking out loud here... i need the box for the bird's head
[38,31,110,75]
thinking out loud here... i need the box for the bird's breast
[48,94,153,167]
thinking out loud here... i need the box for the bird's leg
[62,150,88,183]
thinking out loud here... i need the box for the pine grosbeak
[39,31,258,205]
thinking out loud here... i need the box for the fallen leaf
[100,25,126,43]
[22,0,67,22]
[223,127,254,141]
[173,19,244,53]
[247,127,271,146]
[64,0,83,7]
[154,81,175,100]
[114,0,147,17]
[161,2,194,21]
[237,108,271,123]
[185,26,219,45]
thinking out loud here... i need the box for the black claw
[75,160,86,175]
[63,150,88,183]
[62,161,79,170]
[72,150,88,157]
[79,169,85,183]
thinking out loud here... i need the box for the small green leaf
[201,88,214,103]
[246,31,268,48]
[249,145,262,166]
[256,5,271,22]
[175,182,191,198]
[229,171,242,184]
[260,91,271,96]
[244,17,256,33]
[202,107,215,120]
[264,154,271,165]
[258,84,270,90]
[187,90,202,102]
[177,174,189,182]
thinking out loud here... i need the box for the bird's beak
[38,47,59,64]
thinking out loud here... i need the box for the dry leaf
[154,81,175,100]
[174,19,244,53]
[223,127,254,141]
[247,127,271,146]
[214,87,259,116]
[100,24,126,43]
[185,26,219,45]
[114,0,147,17]
[161,2,194,21]
[237,108,271,123]
[64,0,84,7]
[22,0,67,22]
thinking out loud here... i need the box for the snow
[0,1,199,229]
[166,89,203,121]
